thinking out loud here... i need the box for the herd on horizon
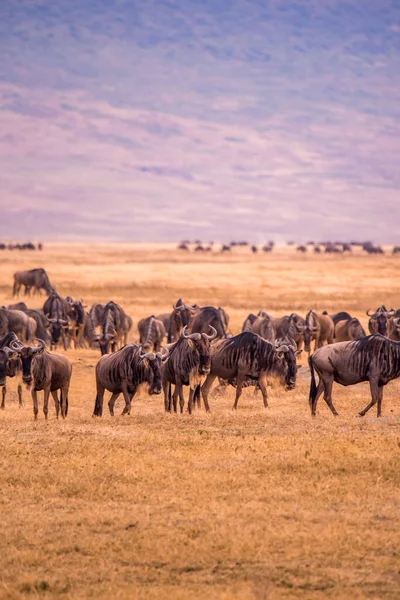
[0,268,399,421]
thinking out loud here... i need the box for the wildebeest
[0,308,34,341]
[334,318,366,342]
[201,332,301,410]
[272,313,305,350]
[367,306,395,337]
[66,297,87,348]
[43,292,70,349]
[300,310,334,354]
[296,245,307,253]
[190,306,228,339]
[10,338,72,420]
[242,313,258,332]
[388,316,400,341]
[13,268,54,296]
[0,333,21,393]
[99,301,132,355]
[309,335,400,417]
[93,344,169,417]
[138,316,166,352]
[163,326,217,414]
[167,299,198,343]
[89,303,105,329]
[7,305,51,347]
[251,311,276,342]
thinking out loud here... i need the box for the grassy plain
[0,244,399,600]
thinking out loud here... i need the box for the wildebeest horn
[173,303,183,310]
[10,339,24,352]
[204,326,217,340]
[311,326,319,331]
[387,309,396,316]
[182,325,190,338]
[33,338,46,350]
[366,309,376,317]
[189,332,201,340]
[156,347,170,361]
[142,351,156,360]
[275,344,289,353]
[2,346,19,357]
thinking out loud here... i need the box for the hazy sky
[1,0,400,242]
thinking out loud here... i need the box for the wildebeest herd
[1,268,399,421]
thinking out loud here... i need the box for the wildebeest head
[0,347,20,386]
[46,315,69,344]
[299,311,319,353]
[139,347,169,395]
[366,306,395,336]
[182,325,217,374]
[275,339,302,390]
[10,338,46,384]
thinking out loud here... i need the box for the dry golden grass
[0,244,399,600]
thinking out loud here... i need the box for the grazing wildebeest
[66,297,87,348]
[89,303,105,329]
[272,313,306,350]
[43,292,70,350]
[251,312,276,342]
[10,338,72,420]
[367,306,395,337]
[99,301,131,355]
[242,313,258,332]
[220,244,231,253]
[0,308,34,341]
[8,303,50,344]
[314,246,321,254]
[93,344,169,417]
[82,311,100,348]
[201,332,301,410]
[138,316,166,352]
[309,335,400,417]
[13,268,54,296]
[0,333,21,403]
[300,310,334,354]
[163,326,217,414]
[1,355,23,410]
[392,246,400,255]
[296,245,307,253]
[334,318,366,342]
[190,306,228,339]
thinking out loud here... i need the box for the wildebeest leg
[108,392,120,416]
[43,387,51,420]
[321,374,338,416]
[1,385,6,409]
[31,389,39,420]
[258,373,269,407]
[120,383,133,415]
[188,387,195,415]
[233,373,245,409]
[51,390,60,419]
[93,383,105,417]
[18,384,23,407]
[172,383,179,413]
[201,374,217,413]
[311,379,325,416]
[359,379,380,417]
[162,380,170,412]
[314,335,320,352]
[178,382,185,414]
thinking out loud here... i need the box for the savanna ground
[0,243,399,600]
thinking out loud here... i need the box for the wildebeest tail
[308,355,317,407]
